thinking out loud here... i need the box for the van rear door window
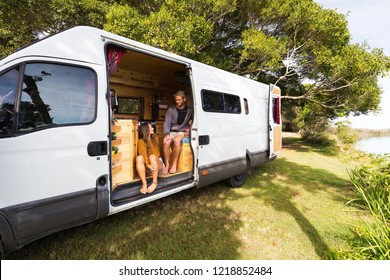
[18,63,96,132]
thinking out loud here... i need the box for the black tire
[0,240,5,260]
[225,172,247,188]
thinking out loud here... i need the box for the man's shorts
[169,131,185,140]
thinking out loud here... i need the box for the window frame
[0,60,99,138]
[12,61,98,136]
[201,89,242,114]
[115,96,140,115]
[0,65,21,138]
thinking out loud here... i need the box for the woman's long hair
[139,123,156,152]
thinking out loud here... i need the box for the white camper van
[0,26,281,258]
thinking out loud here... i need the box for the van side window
[0,67,19,137]
[18,63,96,132]
[201,90,241,114]
[244,98,249,114]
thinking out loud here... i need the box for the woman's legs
[162,136,172,173]
[136,155,148,194]
[147,154,160,193]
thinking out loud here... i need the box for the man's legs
[169,133,184,174]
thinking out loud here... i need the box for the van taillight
[273,98,281,125]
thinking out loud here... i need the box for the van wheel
[225,172,247,188]
[0,241,5,260]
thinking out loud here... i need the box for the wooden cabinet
[156,121,165,154]
[112,119,192,188]
[112,119,138,187]
[177,142,193,172]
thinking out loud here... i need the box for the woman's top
[137,135,160,167]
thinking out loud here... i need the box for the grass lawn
[8,134,365,259]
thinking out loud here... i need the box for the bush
[335,121,359,145]
[347,154,390,259]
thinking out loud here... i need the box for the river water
[356,136,390,154]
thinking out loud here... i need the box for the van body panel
[1,188,97,241]
[191,63,272,185]
[198,156,247,187]
[0,63,109,208]
[1,28,106,68]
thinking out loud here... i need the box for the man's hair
[173,90,186,99]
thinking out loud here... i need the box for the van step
[111,172,193,205]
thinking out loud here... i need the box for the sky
[314,0,390,129]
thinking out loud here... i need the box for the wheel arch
[0,211,17,260]
[245,149,253,175]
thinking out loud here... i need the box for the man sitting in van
[162,90,192,174]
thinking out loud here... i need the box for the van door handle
[199,135,210,145]
[88,141,108,156]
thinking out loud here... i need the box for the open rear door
[269,84,282,158]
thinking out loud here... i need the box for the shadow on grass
[8,186,244,260]
[9,138,351,260]
[249,155,352,259]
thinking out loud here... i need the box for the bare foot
[162,165,169,174]
[140,183,147,194]
[169,165,177,174]
[147,182,158,193]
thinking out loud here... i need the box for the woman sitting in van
[136,122,164,194]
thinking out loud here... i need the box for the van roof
[1,26,265,90]
[0,26,190,68]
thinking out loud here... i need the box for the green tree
[104,0,234,60]
[0,0,111,57]
[235,0,389,134]
[1,0,389,137]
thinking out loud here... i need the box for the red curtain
[107,46,126,74]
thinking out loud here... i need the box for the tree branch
[275,26,306,86]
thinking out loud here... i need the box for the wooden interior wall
[109,50,194,186]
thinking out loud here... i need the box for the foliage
[237,0,390,133]
[296,103,335,145]
[0,0,111,57]
[105,0,218,57]
[348,155,390,218]
[347,154,390,259]
[335,121,359,145]
[1,0,389,136]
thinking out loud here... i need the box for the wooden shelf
[112,125,121,133]
[112,119,138,186]
[112,139,121,146]
[112,165,122,175]
[112,152,122,162]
